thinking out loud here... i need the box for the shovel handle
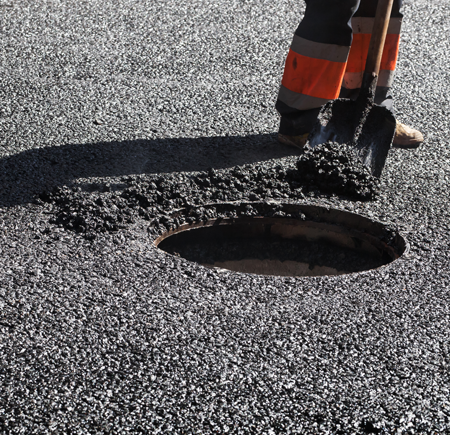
[362,0,395,87]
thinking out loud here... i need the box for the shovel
[308,0,396,178]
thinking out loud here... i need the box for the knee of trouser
[298,0,360,45]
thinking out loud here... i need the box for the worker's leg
[277,0,422,148]
[276,0,360,137]
[340,0,403,110]
[342,0,422,148]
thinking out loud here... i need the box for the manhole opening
[154,205,406,277]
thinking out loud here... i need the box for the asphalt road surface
[1,0,450,433]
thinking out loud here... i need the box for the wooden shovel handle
[364,0,395,77]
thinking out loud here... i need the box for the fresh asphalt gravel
[1,0,450,433]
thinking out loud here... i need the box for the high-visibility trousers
[276,0,403,136]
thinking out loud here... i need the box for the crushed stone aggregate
[297,141,380,200]
[1,0,450,434]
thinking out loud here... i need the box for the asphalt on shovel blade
[308,98,396,178]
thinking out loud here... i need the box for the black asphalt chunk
[37,160,309,239]
[296,141,380,200]
[1,0,450,434]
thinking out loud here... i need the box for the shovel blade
[308,99,362,148]
[308,98,395,178]
[356,104,395,178]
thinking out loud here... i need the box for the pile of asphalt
[38,154,378,241]
[37,164,289,238]
[37,162,302,239]
[1,0,450,434]
[297,141,380,200]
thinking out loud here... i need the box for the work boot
[278,132,309,149]
[393,122,424,149]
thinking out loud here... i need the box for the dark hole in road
[155,205,406,277]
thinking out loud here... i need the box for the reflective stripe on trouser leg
[279,39,349,110]
[340,0,403,109]
[276,0,359,136]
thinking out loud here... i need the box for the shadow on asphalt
[0,133,297,207]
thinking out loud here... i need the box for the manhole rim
[151,202,409,277]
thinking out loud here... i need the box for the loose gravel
[297,141,380,200]
[1,0,450,434]
[38,157,374,240]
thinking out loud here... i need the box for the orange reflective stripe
[281,49,347,100]
[345,34,370,73]
[346,33,400,73]
[381,34,401,71]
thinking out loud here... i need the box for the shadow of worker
[0,133,296,207]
